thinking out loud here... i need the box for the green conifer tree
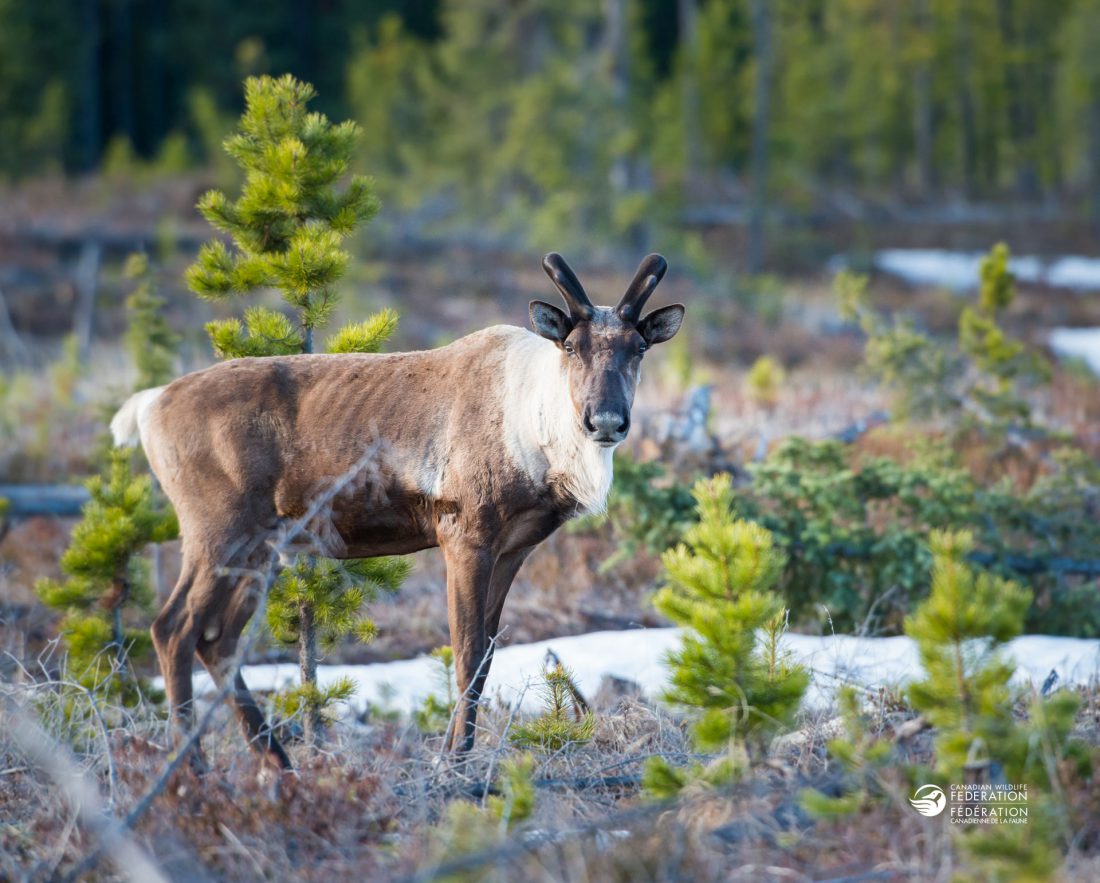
[414,645,457,735]
[838,243,1050,436]
[185,73,407,747]
[905,531,1085,881]
[509,663,595,752]
[36,255,180,707]
[36,451,178,704]
[122,253,178,390]
[957,243,1051,429]
[644,474,808,796]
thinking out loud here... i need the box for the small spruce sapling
[509,663,595,752]
[185,74,408,747]
[906,530,1032,778]
[905,530,1085,881]
[122,254,179,390]
[430,753,538,876]
[36,259,179,707]
[644,474,808,796]
[837,243,1050,436]
[267,556,409,729]
[414,645,457,734]
[36,451,178,705]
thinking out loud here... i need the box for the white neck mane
[501,329,616,515]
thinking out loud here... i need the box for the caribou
[111,253,684,768]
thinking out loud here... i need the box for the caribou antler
[617,253,668,322]
[542,253,595,321]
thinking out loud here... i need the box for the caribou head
[530,252,684,446]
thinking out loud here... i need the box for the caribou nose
[585,409,630,444]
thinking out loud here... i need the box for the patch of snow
[182,629,1100,716]
[1046,256,1100,291]
[1049,327,1100,375]
[871,249,1100,293]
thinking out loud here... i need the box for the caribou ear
[529,300,573,343]
[637,304,685,346]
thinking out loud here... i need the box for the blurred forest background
[5,0,1100,257]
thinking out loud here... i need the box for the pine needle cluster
[186,74,381,355]
[645,474,808,796]
[430,753,538,878]
[509,663,595,752]
[36,449,178,703]
[184,74,408,745]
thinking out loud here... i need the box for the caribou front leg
[440,538,493,752]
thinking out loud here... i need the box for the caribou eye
[638,343,648,355]
[563,340,575,355]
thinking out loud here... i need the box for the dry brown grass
[3,660,1099,883]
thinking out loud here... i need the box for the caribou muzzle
[583,407,630,446]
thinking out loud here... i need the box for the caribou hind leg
[153,532,291,770]
[197,638,291,769]
[194,553,291,770]
[151,551,211,770]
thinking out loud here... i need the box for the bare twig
[1,696,170,883]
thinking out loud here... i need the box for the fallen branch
[0,484,91,518]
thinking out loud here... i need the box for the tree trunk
[73,242,101,364]
[996,0,1039,199]
[298,601,321,746]
[298,304,320,747]
[113,605,126,667]
[109,0,137,150]
[0,287,31,368]
[147,0,169,148]
[955,7,978,198]
[293,0,315,83]
[77,0,102,171]
[606,0,650,252]
[678,0,702,197]
[912,0,936,196]
[1090,94,1100,236]
[747,0,772,274]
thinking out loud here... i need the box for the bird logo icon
[909,784,947,817]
